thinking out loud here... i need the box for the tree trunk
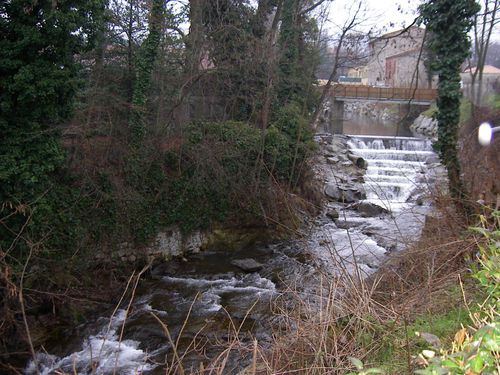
[129,0,165,145]
[310,30,348,129]
[186,0,204,76]
[127,0,135,101]
[259,0,283,129]
[309,2,362,129]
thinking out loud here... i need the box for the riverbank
[13,105,499,374]
[24,127,450,374]
[258,106,500,374]
[1,115,324,372]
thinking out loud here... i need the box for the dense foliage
[83,108,316,243]
[0,1,322,366]
[418,0,481,200]
[0,0,105,251]
[0,0,321,255]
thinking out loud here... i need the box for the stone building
[347,66,368,85]
[365,26,433,88]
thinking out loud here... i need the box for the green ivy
[128,0,165,145]
[0,0,105,254]
[418,0,480,201]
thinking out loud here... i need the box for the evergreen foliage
[0,1,325,369]
[418,0,481,200]
[0,0,104,250]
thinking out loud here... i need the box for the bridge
[320,84,437,133]
[330,84,436,105]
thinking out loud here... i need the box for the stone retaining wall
[94,226,207,263]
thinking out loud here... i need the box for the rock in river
[352,201,389,217]
[324,184,366,203]
[326,207,340,220]
[231,258,264,272]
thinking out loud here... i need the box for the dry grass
[16,160,490,375]
[221,192,482,375]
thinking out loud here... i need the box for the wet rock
[335,219,365,230]
[231,258,264,272]
[324,145,338,155]
[325,184,364,203]
[151,261,182,277]
[324,184,341,200]
[326,207,340,220]
[354,202,389,217]
[410,114,438,138]
[355,246,387,268]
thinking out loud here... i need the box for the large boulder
[325,184,366,203]
[231,258,264,272]
[353,201,389,217]
[326,207,340,220]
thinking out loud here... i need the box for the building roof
[463,65,500,74]
[376,26,425,40]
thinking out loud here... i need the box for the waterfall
[347,135,437,211]
[304,134,442,280]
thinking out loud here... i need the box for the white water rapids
[349,135,438,211]
[26,134,444,375]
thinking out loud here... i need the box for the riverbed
[27,116,444,375]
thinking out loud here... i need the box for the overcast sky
[326,0,500,42]
[326,0,421,36]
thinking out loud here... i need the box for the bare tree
[468,0,499,105]
[259,0,284,128]
[310,1,367,128]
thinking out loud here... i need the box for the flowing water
[27,120,444,374]
[348,135,438,211]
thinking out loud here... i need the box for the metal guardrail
[330,84,437,102]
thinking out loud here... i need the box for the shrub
[414,211,499,375]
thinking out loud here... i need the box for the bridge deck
[329,84,436,103]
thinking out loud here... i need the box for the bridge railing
[330,84,437,102]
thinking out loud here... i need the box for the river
[26,115,443,374]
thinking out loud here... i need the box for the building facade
[365,26,433,88]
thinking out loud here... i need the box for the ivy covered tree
[277,0,319,109]
[0,1,104,245]
[419,0,480,201]
[129,0,165,144]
